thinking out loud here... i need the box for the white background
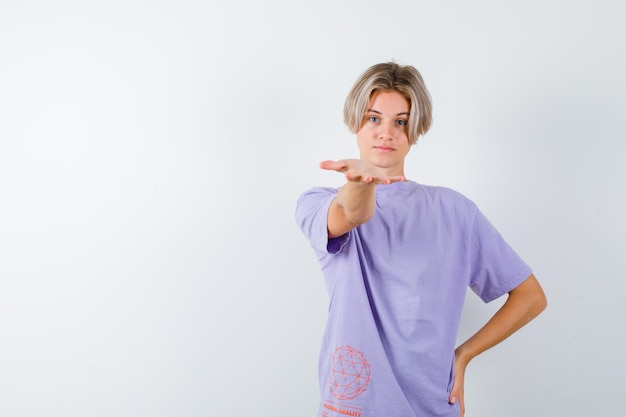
[1,1,625,416]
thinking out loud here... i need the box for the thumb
[448,377,465,416]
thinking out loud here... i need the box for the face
[356,89,411,176]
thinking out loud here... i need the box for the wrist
[454,345,474,368]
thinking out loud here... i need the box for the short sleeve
[295,187,350,255]
[468,208,533,303]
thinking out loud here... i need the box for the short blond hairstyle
[343,62,432,145]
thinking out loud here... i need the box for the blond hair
[343,62,432,145]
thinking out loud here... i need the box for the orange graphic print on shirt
[329,346,371,400]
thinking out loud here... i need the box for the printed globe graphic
[329,346,371,400]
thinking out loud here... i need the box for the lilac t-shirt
[295,181,532,417]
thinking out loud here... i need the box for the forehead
[368,90,410,113]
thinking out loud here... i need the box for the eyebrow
[367,109,410,116]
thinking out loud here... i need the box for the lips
[374,146,395,153]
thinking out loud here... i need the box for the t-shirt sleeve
[295,187,350,255]
[468,207,533,303]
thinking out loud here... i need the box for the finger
[448,381,460,404]
[448,383,464,416]
[345,171,364,182]
[319,160,346,172]
[387,175,407,183]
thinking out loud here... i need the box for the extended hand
[319,159,406,184]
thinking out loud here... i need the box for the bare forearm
[328,182,376,237]
[336,181,376,221]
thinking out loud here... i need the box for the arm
[327,180,376,238]
[449,273,547,416]
[320,159,406,238]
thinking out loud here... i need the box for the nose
[378,120,395,140]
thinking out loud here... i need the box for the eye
[396,119,407,126]
[368,116,380,123]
